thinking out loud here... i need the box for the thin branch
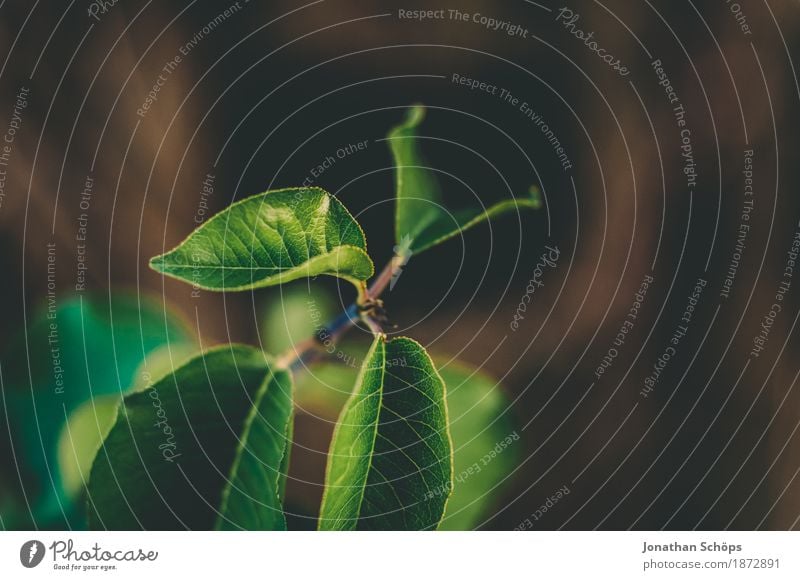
[277,258,401,372]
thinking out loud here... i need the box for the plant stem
[364,257,400,302]
[277,258,399,373]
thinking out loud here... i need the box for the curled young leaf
[388,105,540,254]
[318,336,453,530]
[388,106,445,250]
[150,187,374,292]
[87,346,293,530]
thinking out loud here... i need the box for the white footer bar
[1,531,797,579]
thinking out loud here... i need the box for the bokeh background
[1,0,800,530]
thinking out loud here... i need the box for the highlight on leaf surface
[150,187,374,293]
[87,346,293,530]
[388,104,541,254]
[318,336,453,530]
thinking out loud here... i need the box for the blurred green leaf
[0,294,193,529]
[130,343,199,392]
[259,283,367,413]
[318,336,452,530]
[260,284,336,354]
[388,105,540,254]
[53,343,200,522]
[150,187,374,293]
[87,346,293,530]
[293,361,359,416]
[436,361,519,530]
[57,395,118,500]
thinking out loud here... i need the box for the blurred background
[1,0,800,530]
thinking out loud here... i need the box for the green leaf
[318,336,453,530]
[277,414,294,502]
[292,355,517,530]
[87,346,293,530]
[150,187,374,292]
[388,105,540,254]
[57,395,119,501]
[0,294,193,529]
[436,362,519,530]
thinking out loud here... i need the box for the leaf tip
[528,185,544,209]
[148,254,167,273]
[389,105,427,139]
[406,104,426,126]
